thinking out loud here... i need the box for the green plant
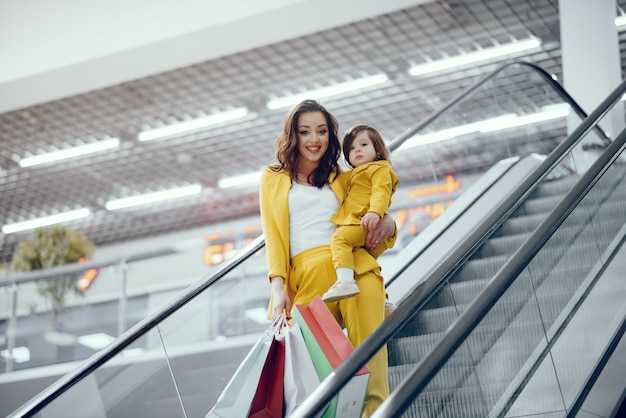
[10,225,96,330]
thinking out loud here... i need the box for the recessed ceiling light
[218,171,263,189]
[398,105,568,150]
[137,108,248,142]
[2,208,91,234]
[19,137,120,168]
[105,184,203,210]
[408,37,542,76]
[267,74,389,110]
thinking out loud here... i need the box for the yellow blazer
[330,160,398,226]
[259,167,396,287]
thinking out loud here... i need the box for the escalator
[382,137,626,417]
[295,79,626,417]
[6,62,620,418]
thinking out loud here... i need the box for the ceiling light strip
[137,108,248,142]
[398,105,569,150]
[2,208,91,234]
[218,170,264,188]
[105,184,203,210]
[19,137,120,168]
[408,37,542,76]
[267,74,389,110]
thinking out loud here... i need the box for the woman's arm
[365,213,396,251]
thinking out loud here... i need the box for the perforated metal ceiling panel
[0,0,623,262]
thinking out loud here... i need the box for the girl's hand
[365,213,395,250]
[270,276,292,320]
[360,212,381,230]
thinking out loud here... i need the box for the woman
[259,99,397,416]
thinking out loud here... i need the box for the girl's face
[348,131,377,167]
[296,111,329,169]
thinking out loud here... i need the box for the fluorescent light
[479,105,569,133]
[616,15,626,27]
[408,37,542,76]
[78,333,115,350]
[19,137,120,167]
[105,184,202,210]
[399,106,568,151]
[138,108,248,142]
[218,170,263,188]
[2,208,90,234]
[267,74,389,110]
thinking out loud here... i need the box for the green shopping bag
[292,296,370,418]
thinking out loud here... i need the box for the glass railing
[370,80,626,417]
[292,76,626,418]
[2,61,605,418]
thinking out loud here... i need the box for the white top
[288,182,339,257]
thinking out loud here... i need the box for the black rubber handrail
[291,76,626,418]
[372,79,626,418]
[7,61,598,417]
[383,60,609,288]
[7,235,266,418]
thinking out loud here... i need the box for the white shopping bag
[284,323,322,417]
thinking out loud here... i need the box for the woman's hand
[365,213,395,250]
[270,276,292,320]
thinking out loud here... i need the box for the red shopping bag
[292,296,370,418]
[248,335,285,418]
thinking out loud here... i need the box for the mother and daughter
[259,99,398,417]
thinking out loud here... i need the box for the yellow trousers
[331,225,386,270]
[290,245,388,417]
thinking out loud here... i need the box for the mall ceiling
[0,0,624,262]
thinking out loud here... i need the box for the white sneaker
[322,281,360,302]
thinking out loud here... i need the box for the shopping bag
[292,296,370,418]
[249,332,285,418]
[284,323,322,417]
[206,318,285,418]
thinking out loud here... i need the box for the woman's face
[296,111,329,168]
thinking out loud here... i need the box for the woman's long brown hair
[270,99,341,188]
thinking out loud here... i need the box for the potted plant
[9,225,96,344]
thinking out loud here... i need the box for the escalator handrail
[7,61,595,417]
[7,235,266,418]
[290,76,626,418]
[382,60,609,288]
[372,79,626,418]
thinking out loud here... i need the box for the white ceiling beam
[0,0,427,114]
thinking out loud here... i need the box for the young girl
[322,125,398,303]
